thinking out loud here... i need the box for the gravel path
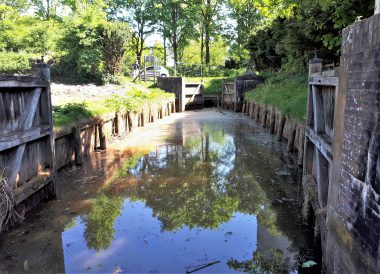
[51,81,150,106]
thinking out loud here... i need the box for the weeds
[0,171,24,232]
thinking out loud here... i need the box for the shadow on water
[0,111,321,273]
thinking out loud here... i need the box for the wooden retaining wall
[241,100,305,166]
[54,100,176,170]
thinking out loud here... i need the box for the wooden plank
[0,125,50,152]
[0,81,46,88]
[312,85,325,134]
[19,88,42,130]
[309,77,338,87]
[306,127,333,163]
[13,172,52,204]
[7,144,26,189]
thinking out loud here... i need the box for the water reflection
[61,118,318,273]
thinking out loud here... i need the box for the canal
[0,110,321,273]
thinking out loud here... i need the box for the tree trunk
[163,35,167,66]
[205,25,210,65]
[200,26,204,64]
[172,3,178,64]
[46,0,50,19]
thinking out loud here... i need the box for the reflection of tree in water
[227,248,293,273]
[83,194,124,251]
[82,123,281,250]
[82,152,148,251]
[114,124,278,232]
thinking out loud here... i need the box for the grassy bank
[245,72,308,122]
[53,87,174,129]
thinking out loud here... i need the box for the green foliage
[0,52,37,74]
[0,0,375,81]
[52,8,131,83]
[100,21,130,78]
[52,103,96,128]
[246,0,374,71]
[245,71,308,121]
[54,8,106,83]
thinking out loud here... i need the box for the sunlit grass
[245,72,308,121]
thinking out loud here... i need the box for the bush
[0,52,37,74]
[99,21,130,77]
[53,13,130,84]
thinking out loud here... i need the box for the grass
[53,86,175,129]
[244,71,308,121]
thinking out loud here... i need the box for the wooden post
[115,112,122,135]
[277,115,286,141]
[73,126,84,165]
[308,58,323,76]
[269,107,275,133]
[98,122,107,150]
[144,56,146,82]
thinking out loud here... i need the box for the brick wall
[325,14,380,273]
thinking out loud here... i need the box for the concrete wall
[157,77,184,112]
[325,14,380,273]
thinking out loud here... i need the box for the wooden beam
[306,127,333,163]
[0,125,50,152]
[0,81,46,88]
[13,172,52,204]
[309,77,338,87]
[19,88,42,130]
[312,85,325,134]
[7,145,26,189]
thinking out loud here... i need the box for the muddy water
[0,110,320,273]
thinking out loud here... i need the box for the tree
[226,0,261,65]
[198,0,222,65]
[30,0,61,19]
[157,0,197,65]
[99,21,130,76]
[108,0,157,65]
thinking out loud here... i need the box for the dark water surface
[0,110,320,273]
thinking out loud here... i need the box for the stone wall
[325,14,380,273]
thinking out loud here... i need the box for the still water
[0,110,320,273]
